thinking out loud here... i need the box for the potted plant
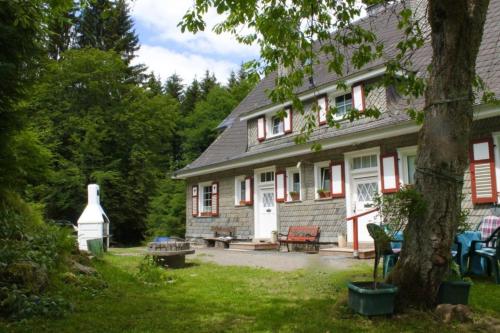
[289,191,300,201]
[317,189,330,198]
[348,187,423,316]
[239,200,246,206]
[437,262,472,305]
[347,223,399,316]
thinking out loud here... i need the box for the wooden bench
[279,226,320,252]
[203,226,236,248]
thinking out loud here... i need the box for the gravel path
[110,246,371,272]
[191,247,370,272]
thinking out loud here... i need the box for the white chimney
[77,184,110,251]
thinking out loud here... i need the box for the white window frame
[397,146,417,186]
[332,92,353,120]
[234,176,247,206]
[266,113,284,138]
[286,167,302,201]
[492,132,500,203]
[198,181,213,216]
[314,161,331,199]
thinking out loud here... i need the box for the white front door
[352,176,379,214]
[255,187,277,239]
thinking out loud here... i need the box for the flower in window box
[289,191,300,201]
[239,200,246,206]
[317,189,331,198]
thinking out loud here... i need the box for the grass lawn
[2,252,499,333]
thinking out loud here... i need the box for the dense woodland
[5,0,254,244]
[0,0,254,317]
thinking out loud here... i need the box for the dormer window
[271,115,284,136]
[334,93,352,118]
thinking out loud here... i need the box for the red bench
[279,226,320,252]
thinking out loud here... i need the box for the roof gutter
[173,120,419,179]
[239,66,387,121]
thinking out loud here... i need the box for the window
[314,161,331,199]
[260,171,274,183]
[200,185,212,213]
[334,93,352,118]
[286,167,301,201]
[398,146,417,186]
[406,155,416,185]
[352,154,378,170]
[235,176,247,205]
[271,116,284,135]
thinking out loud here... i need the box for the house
[173,2,500,249]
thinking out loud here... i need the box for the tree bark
[388,0,490,309]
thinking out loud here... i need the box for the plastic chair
[469,226,500,284]
[454,231,482,275]
[383,231,403,278]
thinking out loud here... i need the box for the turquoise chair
[382,231,403,278]
[455,231,482,275]
[469,226,500,284]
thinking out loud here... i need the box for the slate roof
[175,1,500,177]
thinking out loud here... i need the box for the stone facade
[187,115,500,244]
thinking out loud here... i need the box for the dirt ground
[110,246,371,272]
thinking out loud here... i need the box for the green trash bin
[87,238,104,257]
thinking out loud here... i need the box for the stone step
[319,247,375,259]
[229,242,279,251]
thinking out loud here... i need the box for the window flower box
[317,190,331,198]
[289,191,300,201]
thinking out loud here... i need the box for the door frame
[344,147,381,217]
[253,166,277,239]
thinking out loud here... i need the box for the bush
[0,192,76,319]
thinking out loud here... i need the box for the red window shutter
[470,138,497,204]
[275,172,286,202]
[318,95,328,125]
[192,185,199,217]
[330,161,345,198]
[245,176,254,205]
[211,182,219,216]
[352,83,366,112]
[381,153,400,193]
[257,117,266,142]
[284,107,293,134]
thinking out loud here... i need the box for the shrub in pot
[347,223,398,316]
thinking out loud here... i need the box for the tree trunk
[388,0,490,309]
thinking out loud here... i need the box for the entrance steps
[229,242,279,251]
[319,246,375,259]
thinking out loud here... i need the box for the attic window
[334,93,352,118]
[271,116,284,136]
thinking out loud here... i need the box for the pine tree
[106,0,139,64]
[76,0,111,50]
[200,70,218,100]
[76,0,139,63]
[165,74,184,102]
[47,2,77,60]
[181,79,201,115]
[227,70,237,89]
[145,73,163,96]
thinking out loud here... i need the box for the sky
[130,0,260,85]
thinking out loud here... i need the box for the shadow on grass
[5,254,499,333]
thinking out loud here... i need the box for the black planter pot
[348,282,398,316]
[437,280,471,305]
